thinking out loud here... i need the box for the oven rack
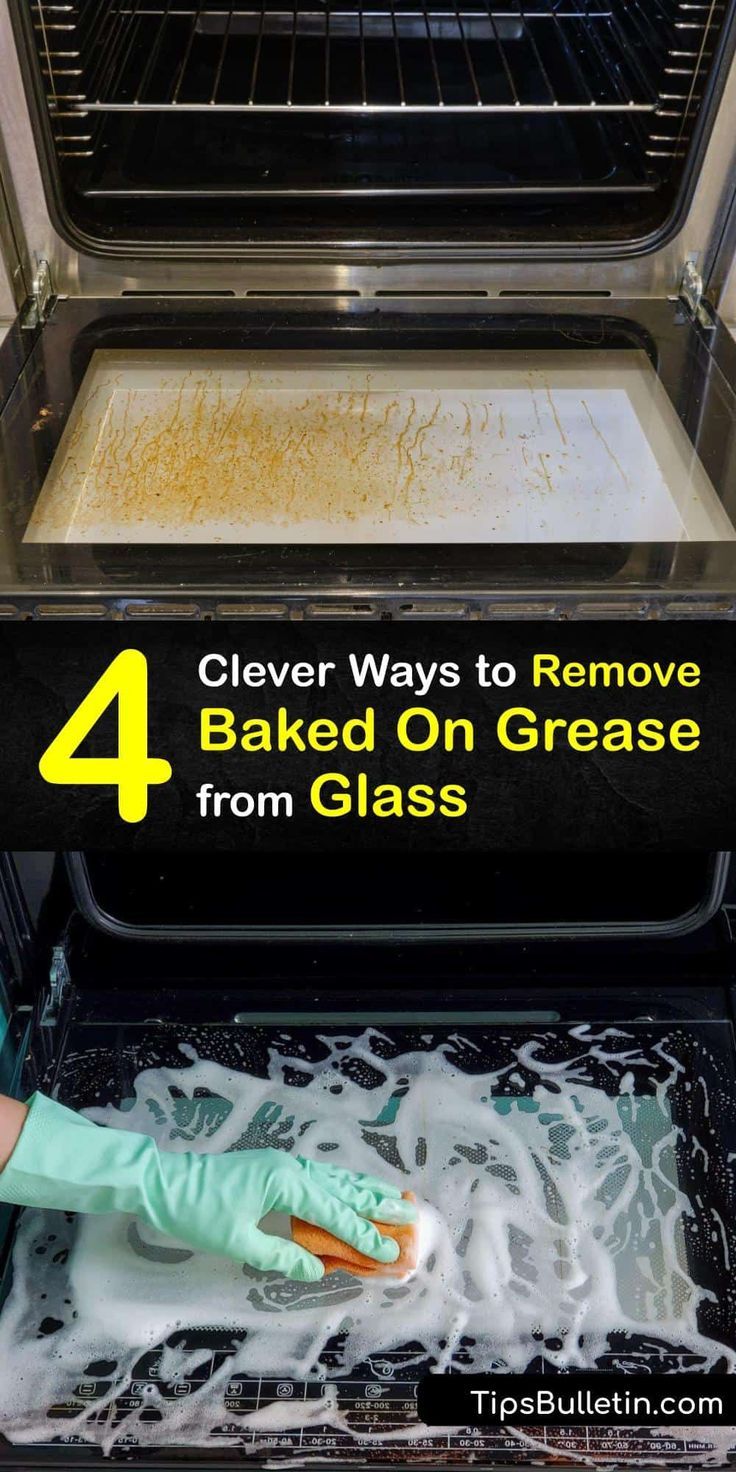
[40,1,670,115]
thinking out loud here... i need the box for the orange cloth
[292,1191,418,1278]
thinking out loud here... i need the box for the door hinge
[21,259,54,330]
[678,259,716,331]
[41,945,72,1027]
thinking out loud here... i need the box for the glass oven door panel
[23,349,734,547]
[2,298,736,601]
[0,1018,734,1463]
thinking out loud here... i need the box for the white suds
[0,1026,733,1463]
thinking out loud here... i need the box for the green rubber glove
[0,1092,417,1282]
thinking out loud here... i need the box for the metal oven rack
[31,0,721,118]
[31,0,106,158]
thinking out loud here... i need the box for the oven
[1,0,736,615]
[0,848,735,1466]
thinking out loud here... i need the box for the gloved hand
[0,1092,416,1282]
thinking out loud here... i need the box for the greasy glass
[2,299,736,608]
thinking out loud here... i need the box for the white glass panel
[25,349,736,544]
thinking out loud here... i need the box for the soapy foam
[0,1024,734,1463]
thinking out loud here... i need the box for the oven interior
[0,850,735,1466]
[14,0,736,248]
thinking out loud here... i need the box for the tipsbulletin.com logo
[417,1374,736,1429]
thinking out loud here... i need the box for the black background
[0,621,733,851]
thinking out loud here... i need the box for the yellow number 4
[39,649,173,824]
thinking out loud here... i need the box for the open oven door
[2,290,736,615]
[2,0,736,614]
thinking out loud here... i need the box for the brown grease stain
[581,398,630,488]
[29,366,647,542]
[537,453,555,496]
[546,388,568,447]
[41,381,500,534]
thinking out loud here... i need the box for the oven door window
[3,300,736,601]
[22,348,734,547]
[69,851,727,940]
[0,1019,734,1460]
